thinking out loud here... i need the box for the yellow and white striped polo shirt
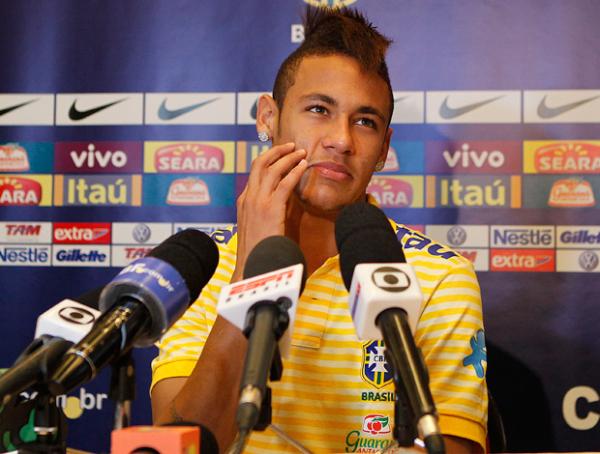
[151,221,488,453]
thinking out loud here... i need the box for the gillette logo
[55,249,107,263]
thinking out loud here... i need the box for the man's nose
[322,117,353,154]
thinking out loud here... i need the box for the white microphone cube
[217,264,303,357]
[34,299,101,344]
[349,263,423,340]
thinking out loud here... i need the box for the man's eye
[356,117,377,129]
[308,105,327,114]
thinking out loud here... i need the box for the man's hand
[233,142,307,281]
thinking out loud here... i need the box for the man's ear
[378,127,393,165]
[256,94,279,138]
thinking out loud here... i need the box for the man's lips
[309,161,352,181]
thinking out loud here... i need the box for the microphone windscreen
[243,236,307,292]
[148,229,220,301]
[72,286,103,309]
[335,202,405,289]
[161,421,219,454]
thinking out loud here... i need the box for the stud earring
[374,161,385,172]
[258,131,270,142]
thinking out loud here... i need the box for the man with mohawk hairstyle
[151,7,487,453]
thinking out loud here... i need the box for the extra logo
[0,144,29,171]
[54,142,142,173]
[428,175,520,208]
[490,249,555,272]
[548,178,595,207]
[0,176,43,205]
[578,250,599,271]
[524,141,600,174]
[367,176,422,208]
[53,223,111,244]
[426,141,521,174]
[361,340,392,389]
[167,178,211,205]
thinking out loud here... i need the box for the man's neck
[285,199,339,277]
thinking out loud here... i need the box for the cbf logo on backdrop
[361,340,392,389]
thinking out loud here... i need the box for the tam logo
[53,223,111,244]
[124,247,153,260]
[6,224,41,236]
[534,142,600,173]
[0,176,41,205]
[0,144,29,171]
[367,177,413,207]
[362,414,391,436]
[490,249,555,272]
[154,143,224,173]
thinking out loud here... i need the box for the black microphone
[162,421,219,454]
[48,229,219,395]
[335,202,445,454]
[218,236,306,436]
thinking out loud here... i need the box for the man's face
[273,54,392,215]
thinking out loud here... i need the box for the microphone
[0,289,102,400]
[48,229,219,396]
[111,422,219,454]
[335,202,445,454]
[217,236,306,436]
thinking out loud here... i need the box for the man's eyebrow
[301,93,387,122]
[357,106,387,123]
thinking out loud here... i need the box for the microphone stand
[109,351,136,430]
[377,308,445,454]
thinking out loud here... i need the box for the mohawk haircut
[272,7,394,122]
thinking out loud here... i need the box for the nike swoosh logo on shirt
[68,98,127,120]
[0,98,38,117]
[158,97,220,120]
[439,95,504,119]
[537,95,600,118]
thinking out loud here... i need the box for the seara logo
[367,177,413,207]
[0,144,30,171]
[154,143,224,173]
[548,178,595,207]
[304,0,357,7]
[0,176,41,205]
[534,142,600,173]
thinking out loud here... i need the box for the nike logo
[537,94,600,119]
[439,95,504,119]
[250,99,258,120]
[69,98,127,121]
[394,96,409,104]
[0,98,38,117]
[158,97,220,120]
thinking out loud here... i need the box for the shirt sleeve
[414,256,488,451]
[150,236,237,392]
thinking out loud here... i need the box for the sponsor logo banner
[236,141,270,172]
[112,222,173,244]
[111,245,155,267]
[142,175,235,206]
[490,249,555,272]
[144,142,235,173]
[426,175,520,208]
[0,142,53,173]
[524,90,600,123]
[491,225,555,248]
[0,222,52,243]
[367,176,423,208]
[173,223,232,236]
[362,414,391,436]
[52,245,110,267]
[56,93,143,125]
[145,93,235,125]
[54,142,142,173]
[425,225,489,248]
[391,91,424,124]
[53,175,142,206]
[361,340,393,389]
[523,141,600,174]
[426,141,521,174]
[0,175,52,206]
[0,245,51,266]
[426,90,521,123]
[522,175,600,208]
[0,94,54,125]
[456,248,489,271]
[376,141,424,174]
[53,222,111,245]
[236,92,268,125]
[556,226,600,249]
[556,250,600,272]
